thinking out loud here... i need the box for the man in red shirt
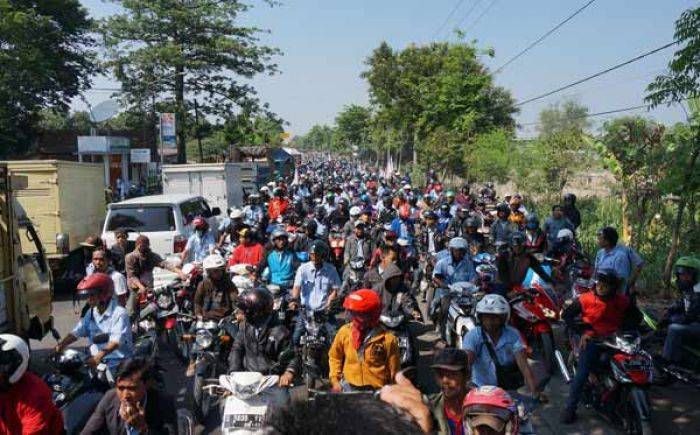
[0,334,63,435]
[268,188,289,221]
[228,228,264,267]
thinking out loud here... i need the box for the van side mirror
[211,207,221,217]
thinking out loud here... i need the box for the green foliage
[466,129,515,184]
[100,0,281,162]
[0,0,97,157]
[537,98,591,136]
[294,124,336,151]
[646,7,700,107]
[334,105,372,151]
[37,109,92,135]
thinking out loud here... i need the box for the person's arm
[628,248,645,290]
[193,282,206,318]
[529,256,553,284]
[289,268,303,310]
[228,324,245,372]
[343,238,352,265]
[621,301,644,331]
[55,333,78,353]
[159,260,188,281]
[387,334,401,384]
[515,350,540,395]
[328,330,345,391]
[325,267,342,309]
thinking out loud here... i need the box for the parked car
[101,194,221,258]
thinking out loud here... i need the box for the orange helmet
[343,289,381,313]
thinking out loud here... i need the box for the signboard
[131,148,151,163]
[77,136,130,153]
[160,113,177,149]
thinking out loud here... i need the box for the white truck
[161,163,270,214]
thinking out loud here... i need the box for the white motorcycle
[206,372,289,433]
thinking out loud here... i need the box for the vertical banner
[160,113,177,149]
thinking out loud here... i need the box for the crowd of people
[1,158,699,435]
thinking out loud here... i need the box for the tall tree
[537,98,591,137]
[0,0,96,157]
[334,105,372,152]
[646,6,700,286]
[100,0,280,163]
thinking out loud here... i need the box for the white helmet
[403,184,412,190]
[349,206,361,217]
[476,294,510,322]
[448,237,469,250]
[557,228,574,242]
[229,208,243,219]
[0,334,29,384]
[203,254,226,271]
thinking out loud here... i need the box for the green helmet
[674,256,700,271]
[446,190,456,197]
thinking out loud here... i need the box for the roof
[110,193,202,207]
[282,147,303,156]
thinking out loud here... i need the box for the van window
[107,207,176,232]
[180,200,212,225]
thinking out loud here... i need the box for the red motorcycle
[562,333,654,435]
[509,280,562,375]
[328,226,346,272]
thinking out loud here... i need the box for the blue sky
[77,0,695,137]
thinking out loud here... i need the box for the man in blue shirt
[290,240,341,345]
[463,294,542,399]
[431,237,476,339]
[55,273,133,373]
[181,216,216,264]
[594,226,644,295]
[543,205,575,248]
[259,229,299,289]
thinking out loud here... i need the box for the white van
[101,194,221,257]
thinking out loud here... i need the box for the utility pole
[194,99,203,162]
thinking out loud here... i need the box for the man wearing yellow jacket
[329,289,401,391]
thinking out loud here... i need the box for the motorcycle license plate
[223,413,264,429]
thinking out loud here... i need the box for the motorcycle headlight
[196,330,213,349]
[616,336,640,354]
[542,307,558,320]
[380,315,403,328]
[157,293,173,309]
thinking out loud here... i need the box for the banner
[160,113,177,149]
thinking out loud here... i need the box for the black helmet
[466,217,479,228]
[237,289,273,324]
[509,232,526,247]
[303,219,318,233]
[496,203,510,217]
[595,268,621,291]
[423,210,437,220]
[563,193,576,204]
[440,203,450,212]
[308,240,329,257]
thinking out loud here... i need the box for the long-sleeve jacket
[343,235,373,265]
[228,317,300,375]
[666,284,700,324]
[194,277,238,319]
[371,264,420,316]
[328,323,400,389]
[81,388,176,435]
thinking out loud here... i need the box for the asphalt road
[31,290,700,434]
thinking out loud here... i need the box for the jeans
[662,322,700,363]
[292,312,337,347]
[566,342,602,411]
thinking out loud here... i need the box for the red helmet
[463,386,519,435]
[343,289,381,313]
[76,273,114,304]
[192,216,208,230]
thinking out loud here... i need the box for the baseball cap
[430,348,468,371]
[467,415,507,432]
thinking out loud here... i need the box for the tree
[537,98,591,137]
[334,105,372,152]
[467,129,515,184]
[295,125,336,151]
[100,0,281,163]
[361,40,517,175]
[646,6,700,286]
[0,0,97,157]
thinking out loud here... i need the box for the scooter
[443,282,481,350]
[43,348,110,435]
[561,333,654,435]
[380,310,419,367]
[206,371,291,433]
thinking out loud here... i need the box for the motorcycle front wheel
[625,387,653,435]
[169,322,191,363]
[193,359,215,423]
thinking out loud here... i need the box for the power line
[452,0,483,33]
[494,0,597,74]
[431,0,467,40]
[463,0,499,34]
[515,40,678,107]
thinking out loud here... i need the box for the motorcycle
[268,283,294,330]
[443,282,481,350]
[298,307,332,389]
[510,266,562,375]
[380,311,419,367]
[561,333,654,435]
[43,348,110,435]
[341,258,366,297]
[206,371,291,434]
[328,226,346,272]
[184,316,238,422]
